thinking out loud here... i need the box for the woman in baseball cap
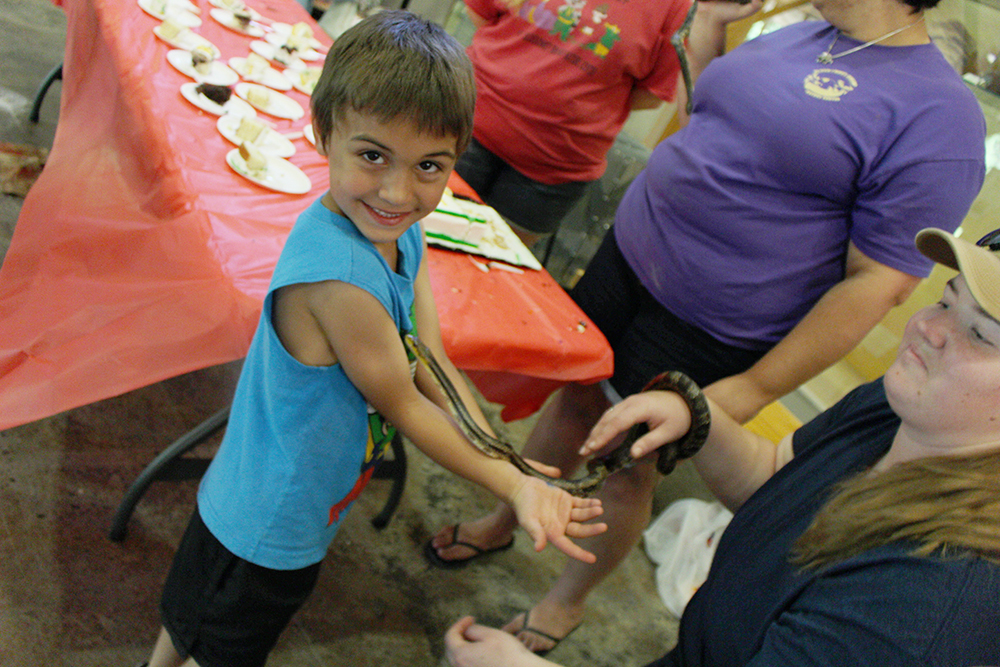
[447,226,1000,666]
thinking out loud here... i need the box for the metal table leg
[107,406,229,541]
[29,63,63,123]
[108,406,409,541]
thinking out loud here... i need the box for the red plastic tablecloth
[0,0,612,430]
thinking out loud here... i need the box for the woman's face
[885,276,1000,446]
[885,275,1000,447]
[811,0,917,39]
[811,0,856,27]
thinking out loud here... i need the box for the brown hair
[792,451,1000,570]
[310,10,475,154]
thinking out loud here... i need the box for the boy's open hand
[506,461,606,563]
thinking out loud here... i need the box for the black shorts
[455,138,592,236]
[160,508,322,667]
[570,230,768,398]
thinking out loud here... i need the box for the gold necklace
[816,16,925,64]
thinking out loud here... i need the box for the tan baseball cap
[916,227,1000,322]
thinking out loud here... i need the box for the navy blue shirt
[651,379,1000,666]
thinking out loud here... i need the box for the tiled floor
[0,2,716,665]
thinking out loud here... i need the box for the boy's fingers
[532,530,548,553]
[569,504,604,522]
[549,535,597,563]
[518,517,547,553]
[567,520,607,539]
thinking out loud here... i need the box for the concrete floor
[0,1,715,665]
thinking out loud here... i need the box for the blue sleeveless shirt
[198,198,423,569]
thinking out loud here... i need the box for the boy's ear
[312,117,326,157]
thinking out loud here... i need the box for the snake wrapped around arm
[404,334,711,497]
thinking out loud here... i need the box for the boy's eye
[418,160,442,174]
[360,150,385,164]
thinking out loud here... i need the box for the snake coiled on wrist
[404,334,711,497]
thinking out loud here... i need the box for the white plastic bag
[643,498,733,617]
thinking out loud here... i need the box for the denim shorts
[455,138,592,235]
[160,507,322,667]
[570,230,767,399]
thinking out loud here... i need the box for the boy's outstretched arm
[409,255,499,443]
[308,273,605,562]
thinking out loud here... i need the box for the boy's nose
[379,170,415,205]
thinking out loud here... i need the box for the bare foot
[426,519,515,565]
[502,600,584,654]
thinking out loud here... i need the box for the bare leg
[503,459,658,652]
[430,380,658,652]
[148,626,200,667]
[428,382,609,561]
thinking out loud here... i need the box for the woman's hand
[505,461,606,563]
[446,616,558,667]
[579,391,692,461]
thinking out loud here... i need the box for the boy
[144,11,605,667]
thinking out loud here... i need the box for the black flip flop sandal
[423,523,514,569]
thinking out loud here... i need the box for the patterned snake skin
[671,0,755,116]
[404,335,711,497]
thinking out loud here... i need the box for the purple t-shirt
[615,21,985,349]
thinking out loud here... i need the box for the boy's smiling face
[315,109,458,253]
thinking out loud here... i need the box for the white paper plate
[290,67,321,96]
[217,115,296,158]
[153,24,220,57]
[228,57,292,91]
[210,8,265,37]
[303,122,315,146]
[163,0,201,12]
[263,31,323,61]
[235,82,304,120]
[139,0,202,27]
[226,149,311,194]
[180,82,257,117]
[207,0,261,18]
[167,49,239,86]
[268,22,325,51]
[249,40,306,71]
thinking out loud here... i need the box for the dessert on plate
[422,190,489,249]
[291,67,321,95]
[235,117,267,144]
[239,141,268,175]
[246,86,271,109]
[191,45,215,75]
[196,82,232,106]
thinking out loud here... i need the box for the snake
[404,334,711,497]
